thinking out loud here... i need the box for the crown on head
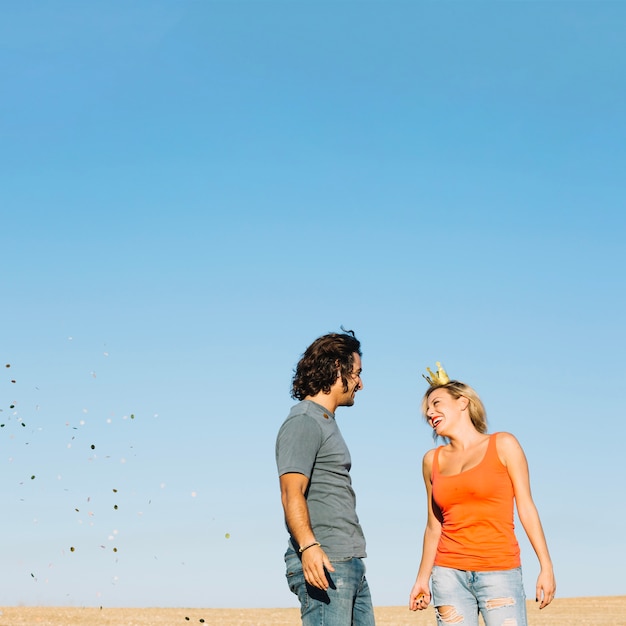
[422,361,450,386]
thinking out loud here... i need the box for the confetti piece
[225,533,230,539]
[91,444,95,450]
[70,547,75,552]
[5,364,10,368]
[31,475,35,480]
[130,414,135,419]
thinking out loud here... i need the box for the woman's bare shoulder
[494,431,525,465]
[494,431,522,447]
[421,447,437,469]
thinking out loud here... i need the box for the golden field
[0,597,624,625]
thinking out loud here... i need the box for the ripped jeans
[431,565,527,626]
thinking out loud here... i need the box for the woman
[409,363,556,625]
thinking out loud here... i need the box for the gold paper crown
[422,361,450,386]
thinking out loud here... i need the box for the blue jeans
[285,549,375,626]
[431,565,527,626]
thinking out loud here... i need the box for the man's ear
[334,360,342,380]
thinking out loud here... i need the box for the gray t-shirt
[275,400,367,559]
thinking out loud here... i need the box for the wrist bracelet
[299,541,321,554]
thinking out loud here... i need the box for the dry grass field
[0,596,624,625]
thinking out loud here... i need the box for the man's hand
[301,544,335,590]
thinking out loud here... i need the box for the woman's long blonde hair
[422,380,488,434]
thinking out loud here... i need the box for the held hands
[409,581,431,611]
[536,568,557,609]
[302,545,335,590]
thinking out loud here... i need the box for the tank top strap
[484,432,502,468]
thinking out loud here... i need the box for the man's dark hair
[291,329,361,401]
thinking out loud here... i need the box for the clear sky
[1,0,625,610]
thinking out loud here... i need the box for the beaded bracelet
[298,541,321,554]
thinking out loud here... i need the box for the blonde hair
[422,380,488,434]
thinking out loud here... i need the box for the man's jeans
[285,549,375,626]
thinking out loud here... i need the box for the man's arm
[280,472,335,590]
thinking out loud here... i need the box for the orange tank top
[432,432,520,571]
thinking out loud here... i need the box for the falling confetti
[225,533,230,539]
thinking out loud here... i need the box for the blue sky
[1,0,625,610]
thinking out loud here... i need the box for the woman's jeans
[285,549,375,626]
[431,565,528,626]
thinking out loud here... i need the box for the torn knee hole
[435,605,464,624]
[485,597,515,610]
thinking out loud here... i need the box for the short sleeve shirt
[275,400,366,559]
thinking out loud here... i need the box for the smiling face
[337,352,363,407]
[422,380,488,435]
[425,387,467,435]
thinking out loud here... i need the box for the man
[275,330,375,626]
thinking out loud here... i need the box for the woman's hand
[536,568,556,609]
[409,580,431,611]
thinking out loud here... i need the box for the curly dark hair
[291,330,361,401]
